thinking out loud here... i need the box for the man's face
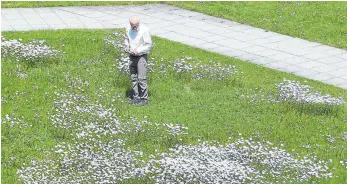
[130,22,139,31]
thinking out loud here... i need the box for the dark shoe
[135,99,149,106]
[128,98,141,105]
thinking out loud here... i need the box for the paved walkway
[2,4,347,90]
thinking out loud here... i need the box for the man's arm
[123,28,130,52]
[135,30,153,55]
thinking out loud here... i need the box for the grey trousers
[129,54,148,100]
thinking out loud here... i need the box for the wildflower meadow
[2,29,347,184]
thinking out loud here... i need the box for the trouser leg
[138,55,148,100]
[129,56,139,99]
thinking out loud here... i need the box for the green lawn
[2,29,347,183]
[2,1,347,50]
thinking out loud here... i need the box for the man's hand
[130,49,137,55]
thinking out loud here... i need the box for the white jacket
[124,23,153,56]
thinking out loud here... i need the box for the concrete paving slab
[90,6,127,13]
[250,37,280,45]
[310,74,335,82]
[1,20,11,26]
[261,42,284,50]
[236,53,264,62]
[55,7,95,15]
[249,56,277,65]
[239,45,268,53]
[183,21,217,31]
[156,24,185,32]
[146,21,178,30]
[19,13,42,20]
[315,56,345,64]
[38,13,61,19]
[253,49,279,57]
[227,25,253,32]
[202,34,227,42]
[129,14,156,22]
[100,22,120,29]
[224,49,248,58]
[45,19,66,26]
[83,12,109,18]
[150,28,172,35]
[11,25,32,31]
[263,61,290,70]
[241,28,274,39]
[280,65,305,74]
[337,53,347,60]
[283,56,313,65]
[167,9,204,18]
[103,17,129,26]
[32,7,54,13]
[164,26,215,39]
[274,38,309,49]
[49,24,69,30]
[295,61,326,70]
[266,52,296,61]
[209,47,237,57]
[190,14,221,22]
[93,15,122,22]
[1,16,10,23]
[329,60,347,69]
[156,32,206,47]
[9,19,30,26]
[293,69,320,78]
[302,52,331,60]
[216,38,252,49]
[224,31,261,42]
[196,42,221,50]
[311,64,340,73]
[281,47,314,56]
[329,68,347,78]
[1,8,19,14]
[341,76,347,80]
[1,24,14,31]
[206,27,231,35]
[184,31,216,39]
[30,24,51,30]
[324,48,346,55]
[17,8,36,14]
[311,44,340,52]
[114,11,145,19]
[337,83,347,90]
[207,19,242,28]
[24,18,47,25]
[323,78,347,86]
[263,34,292,44]
[2,8,21,14]
[170,17,200,24]
[2,12,22,20]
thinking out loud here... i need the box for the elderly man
[124,16,153,106]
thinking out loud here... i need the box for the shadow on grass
[4,56,61,69]
[125,88,152,99]
[284,102,344,117]
[126,88,134,98]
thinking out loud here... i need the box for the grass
[2,29,347,183]
[2,1,347,50]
